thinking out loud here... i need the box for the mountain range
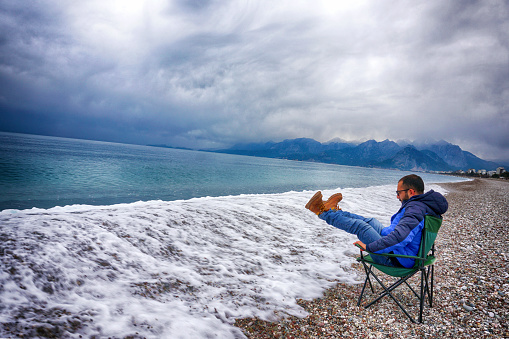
[211,138,501,172]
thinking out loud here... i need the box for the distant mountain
[224,138,324,160]
[325,137,362,146]
[347,139,401,163]
[414,140,499,170]
[416,141,467,168]
[212,138,501,172]
[319,139,401,167]
[462,151,500,170]
[376,146,454,171]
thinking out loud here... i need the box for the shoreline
[0,175,466,213]
[235,178,509,338]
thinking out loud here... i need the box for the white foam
[0,184,448,338]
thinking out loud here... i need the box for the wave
[0,184,448,338]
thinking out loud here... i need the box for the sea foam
[0,184,447,338]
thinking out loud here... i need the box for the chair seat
[357,254,417,277]
[357,254,437,277]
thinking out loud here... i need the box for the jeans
[319,210,396,266]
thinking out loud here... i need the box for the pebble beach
[235,178,509,338]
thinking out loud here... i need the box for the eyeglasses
[396,189,409,195]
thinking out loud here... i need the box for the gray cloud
[1,0,508,161]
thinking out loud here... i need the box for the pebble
[462,303,474,312]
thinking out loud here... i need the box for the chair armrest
[353,241,366,251]
[355,245,428,262]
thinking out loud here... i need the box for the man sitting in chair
[305,174,448,268]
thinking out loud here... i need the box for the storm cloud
[1,1,508,161]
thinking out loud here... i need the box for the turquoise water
[0,132,464,210]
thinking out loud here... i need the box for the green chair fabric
[356,215,443,323]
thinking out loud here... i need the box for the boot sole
[328,193,343,203]
[323,193,343,210]
[305,191,322,209]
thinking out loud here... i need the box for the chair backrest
[417,215,443,263]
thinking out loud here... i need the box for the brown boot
[305,191,325,215]
[323,193,342,211]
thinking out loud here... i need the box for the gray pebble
[462,302,474,312]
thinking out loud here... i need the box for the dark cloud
[0,1,508,161]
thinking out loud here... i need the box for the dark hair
[399,174,424,194]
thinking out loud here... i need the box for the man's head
[396,174,424,202]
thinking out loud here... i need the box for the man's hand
[354,241,366,251]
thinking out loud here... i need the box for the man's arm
[366,202,425,253]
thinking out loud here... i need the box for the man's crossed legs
[307,192,396,266]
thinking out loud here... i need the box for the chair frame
[355,215,441,323]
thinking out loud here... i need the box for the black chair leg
[404,279,421,299]
[421,265,434,308]
[430,265,434,307]
[363,270,416,323]
[357,277,369,306]
[357,263,375,306]
[419,269,426,323]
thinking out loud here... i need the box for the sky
[0,1,508,161]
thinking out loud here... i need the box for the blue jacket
[366,190,448,268]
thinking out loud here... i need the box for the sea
[0,132,466,338]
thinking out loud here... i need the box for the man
[305,174,448,268]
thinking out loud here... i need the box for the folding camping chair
[355,215,442,323]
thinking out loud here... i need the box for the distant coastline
[147,144,194,151]
[175,137,507,174]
